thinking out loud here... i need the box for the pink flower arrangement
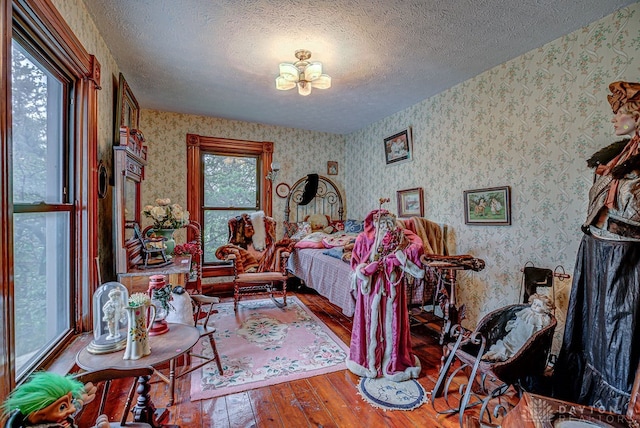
[173,242,202,256]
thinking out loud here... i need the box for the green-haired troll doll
[2,371,97,427]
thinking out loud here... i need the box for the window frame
[186,134,273,276]
[0,0,101,396]
[11,30,76,379]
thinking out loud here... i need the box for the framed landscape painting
[464,186,511,225]
[397,187,424,217]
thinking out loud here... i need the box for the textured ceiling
[81,0,637,135]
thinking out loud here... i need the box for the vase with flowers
[173,242,203,281]
[142,198,189,255]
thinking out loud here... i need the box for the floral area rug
[357,377,429,411]
[190,296,349,401]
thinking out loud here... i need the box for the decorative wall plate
[276,182,291,198]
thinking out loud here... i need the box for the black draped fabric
[553,233,640,413]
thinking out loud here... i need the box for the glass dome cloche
[87,281,129,354]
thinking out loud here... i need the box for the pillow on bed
[330,220,345,232]
[295,239,325,249]
[322,234,354,248]
[344,219,364,234]
[294,231,328,249]
[290,222,312,240]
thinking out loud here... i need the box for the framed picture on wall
[384,128,412,165]
[464,186,511,225]
[397,187,424,217]
[114,73,140,145]
[327,161,338,175]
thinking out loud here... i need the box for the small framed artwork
[327,161,338,175]
[384,127,413,165]
[464,186,511,226]
[397,187,424,217]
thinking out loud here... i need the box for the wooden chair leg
[168,358,176,407]
[282,278,287,306]
[209,335,223,374]
[234,282,240,312]
[120,377,138,425]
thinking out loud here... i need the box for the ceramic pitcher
[123,302,156,360]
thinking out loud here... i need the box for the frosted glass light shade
[276,76,296,90]
[305,62,323,81]
[297,81,312,96]
[279,63,299,81]
[311,74,331,89]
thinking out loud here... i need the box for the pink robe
[346,210,424,381]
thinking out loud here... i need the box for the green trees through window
[202,154,259,263]
[11,33,73,378]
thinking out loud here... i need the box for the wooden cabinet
[113,126,147,275]
[112,126,199,296]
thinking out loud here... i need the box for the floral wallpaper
[344,4,640,351]
[52,0,639,354]
[138,112,346,244]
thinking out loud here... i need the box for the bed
[284,174,447,317]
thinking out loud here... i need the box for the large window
[203,154,259,263]
[186,135,273,274]
[0,0,100,393]
[11,36,73,377]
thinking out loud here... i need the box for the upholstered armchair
[215,211,294,311]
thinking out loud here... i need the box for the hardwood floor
[76,289,519,428]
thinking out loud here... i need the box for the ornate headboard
[284,175,344,223]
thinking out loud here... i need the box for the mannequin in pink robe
[346,209,425,381]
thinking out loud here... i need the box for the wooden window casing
[0,0,100,396]
[186,134,273,277]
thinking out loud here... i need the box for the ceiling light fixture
[275,49,331,96]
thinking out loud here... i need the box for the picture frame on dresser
[397,187,424,217]
[464,186,511,226]
[384,127,412,165]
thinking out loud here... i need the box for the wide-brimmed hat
[608,81,640,113]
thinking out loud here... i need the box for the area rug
[357,377,429,411]
[190,296,349,400]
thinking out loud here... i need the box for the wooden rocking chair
[215,212,292,311]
